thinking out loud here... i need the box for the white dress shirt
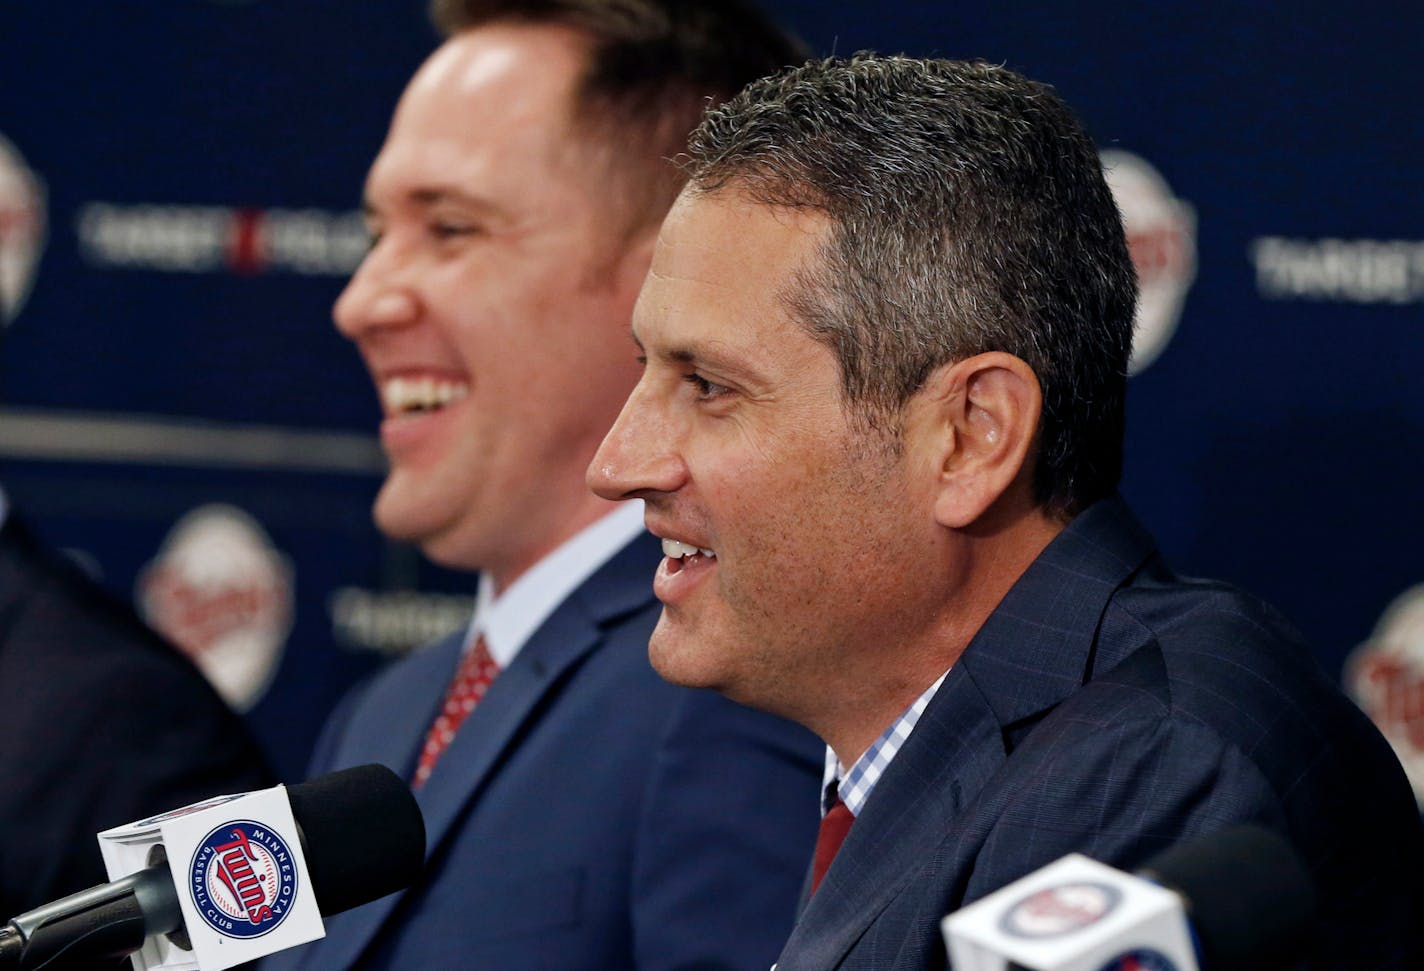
[463,500,646,667]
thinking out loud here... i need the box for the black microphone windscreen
[284,764,426,917]
[1139,823,1316,970]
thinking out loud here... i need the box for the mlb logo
[0,132,46,325]
[189,822,300,938]
[1346,583,1424,807]
[1100,150,1196,376]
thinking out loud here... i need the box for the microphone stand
[0,867,179,970]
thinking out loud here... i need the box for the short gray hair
[686,55,1138,519]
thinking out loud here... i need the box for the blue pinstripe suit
[776,496,1424,971]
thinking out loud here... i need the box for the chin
[647,648,698,689]
[647,621,741,697]
[371,489,423,544]
[372,484,459,562]
[648,623,707,686]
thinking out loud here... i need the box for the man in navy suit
[589,55,1424,969]
[261,2,820,969]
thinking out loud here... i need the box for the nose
[587,381,689,501]
[333,241,419,341]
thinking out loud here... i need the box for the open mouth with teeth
[382,377,469,416]
[661,538,716,575]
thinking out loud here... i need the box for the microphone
[942,824,1317,971]
[0,764,425,970]
[1136,824,1315,970]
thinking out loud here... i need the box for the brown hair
[430,0,807,236]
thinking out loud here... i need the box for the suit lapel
[777,497,1158,970]
[356,633,464,780]
[303,632,463,969]
[413,597,604,850]
[418,528,662,891]
[315,532,661,969]
[958,495,1156,731]
[780,668,1007,968]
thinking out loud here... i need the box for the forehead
[636,189,831,348]
[366,23,593,203]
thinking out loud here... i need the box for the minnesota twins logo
[189,821,298,938]
[1097,948,1178,971]
[1000,881,1122,938]
[0,132,46,326]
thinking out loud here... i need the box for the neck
[818,504,1064,768]
[486,493,630,594]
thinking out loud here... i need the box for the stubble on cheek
[647,414,907,704]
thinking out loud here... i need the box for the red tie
[412,634,500,789]
[811,796,854,894]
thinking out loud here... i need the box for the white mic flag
[98,785,324,971]
[942,852,1196,971]
[0,765,423,971]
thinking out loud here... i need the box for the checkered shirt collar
[824,670,950,817]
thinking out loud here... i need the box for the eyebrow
[363,188,506,221]
[631,328,766,386]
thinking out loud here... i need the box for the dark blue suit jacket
[0,513,274,921]
[265,532,822,970]
[776,496,1424,971]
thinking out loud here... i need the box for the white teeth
[661,538,693,559]
[661,538,715,560]
[382,377,469,414]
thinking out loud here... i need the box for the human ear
[917,352,1042,529]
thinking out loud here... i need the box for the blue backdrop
[1,1,1420,788]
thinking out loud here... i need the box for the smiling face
[335,23,650,586]
[588,189,958,740]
